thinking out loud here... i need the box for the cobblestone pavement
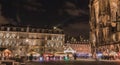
[25,60,120,65]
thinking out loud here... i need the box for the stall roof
[64,46,76,53]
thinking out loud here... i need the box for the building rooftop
[0,25,64,34]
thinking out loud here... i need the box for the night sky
[0,0,89,39]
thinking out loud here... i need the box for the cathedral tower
[89,0,120,55]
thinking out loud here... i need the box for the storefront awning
[27,52,40,56]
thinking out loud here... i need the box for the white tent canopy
[64,46,76,53]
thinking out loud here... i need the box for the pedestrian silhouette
[73,53,77,60]
[29,54,33,61]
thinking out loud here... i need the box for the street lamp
[53,26,57,30]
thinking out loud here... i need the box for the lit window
[0,33,3,38]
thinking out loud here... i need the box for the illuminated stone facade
[89,0,120,53]
[0,26,65,56]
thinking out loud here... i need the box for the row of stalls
[96,50,120,60]
[95,44,120,60]
[40,46,92,61]
[26,46,75,61]
[0,48,69,61]
[0,46,92,61]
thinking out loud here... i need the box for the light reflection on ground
[26,59,120,65]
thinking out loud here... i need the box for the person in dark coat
[29,54,33,61]
[73,53,77,60]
